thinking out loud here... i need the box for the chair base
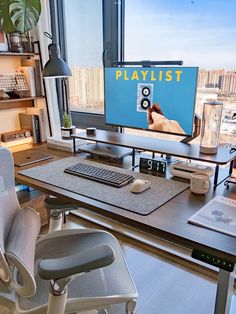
[0,293,136,314]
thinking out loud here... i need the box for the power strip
[169,161,214,179]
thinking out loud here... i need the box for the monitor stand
[78,142,132,160]
[181,114,201,144]
[153,114,201,163]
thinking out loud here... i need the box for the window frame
[52,0,125,131]
[49,0,67,125]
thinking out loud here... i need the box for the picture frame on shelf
[0,32,9,52]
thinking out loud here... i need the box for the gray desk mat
[19,157,189,216]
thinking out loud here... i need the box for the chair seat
[16,229,137,314]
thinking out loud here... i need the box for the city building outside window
[124,0,236,145]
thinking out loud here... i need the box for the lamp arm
[62,78,69,114]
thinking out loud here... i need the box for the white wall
[35,0,61,137]
[0,108,27,133]
[0,56,21,71]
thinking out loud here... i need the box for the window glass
[124,0,236,144]
[64,0,104,114]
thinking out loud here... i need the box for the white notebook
[188,196,236,237]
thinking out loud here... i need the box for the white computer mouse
[130,179,151,194]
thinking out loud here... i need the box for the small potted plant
[61,112,76,139]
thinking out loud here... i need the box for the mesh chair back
[0,148,41,297]
[0,148,20,284]
[6,207,41,297]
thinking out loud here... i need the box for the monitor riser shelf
[72,130,236,187]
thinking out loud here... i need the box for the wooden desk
[14,146,236,314]
[72,130,236,186]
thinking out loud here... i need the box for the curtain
[35,0,61,137]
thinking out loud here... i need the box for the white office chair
[0,147,137,314]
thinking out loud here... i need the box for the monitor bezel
[104,65,199,138]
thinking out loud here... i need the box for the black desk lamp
[43,32,71,78]
[43,32,71,113]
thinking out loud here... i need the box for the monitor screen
[105,66,198,137]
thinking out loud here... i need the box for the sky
[64,0,236,70]
[64,0,103,68]
[125,0,236,69]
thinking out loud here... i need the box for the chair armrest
[43,197,78,211]
[38,245,115,280]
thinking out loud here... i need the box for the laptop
[14,150,53,167]
[78,143,132,160]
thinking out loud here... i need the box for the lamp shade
[43,42,72,78]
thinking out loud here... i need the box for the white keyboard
[0,73,28,92]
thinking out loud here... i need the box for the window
[64,0,104,114]
[56,0,120,131]
[124,0,236,144]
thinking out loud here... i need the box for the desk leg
[214,165,219,187]
[73,138,76,155]
[229,160,234,176]
[214,162,234,188]
[132,149,135,170]
[214,267,235,314]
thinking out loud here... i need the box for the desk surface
[14,146,236,262]
[72,130,236,165]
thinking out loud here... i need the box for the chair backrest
[0,148,20,284]
[0,148,41,297]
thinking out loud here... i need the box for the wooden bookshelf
[0,52,35,57]
[0,97,45,110]
[0,42,51,149]
[0,101,33,110]
[0,96,45,104]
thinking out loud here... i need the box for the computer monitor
[104,66,198,137]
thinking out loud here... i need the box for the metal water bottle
[200,100,223,154]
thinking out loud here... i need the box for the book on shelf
[19,113,40,143]
[188,195,236,237]
[26,107,46,142]
[33,98,50,139]
[34,59,44,96]
[18,66,36,97]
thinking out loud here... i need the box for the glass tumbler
[9,32,23,53]
[200,100,223,154]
